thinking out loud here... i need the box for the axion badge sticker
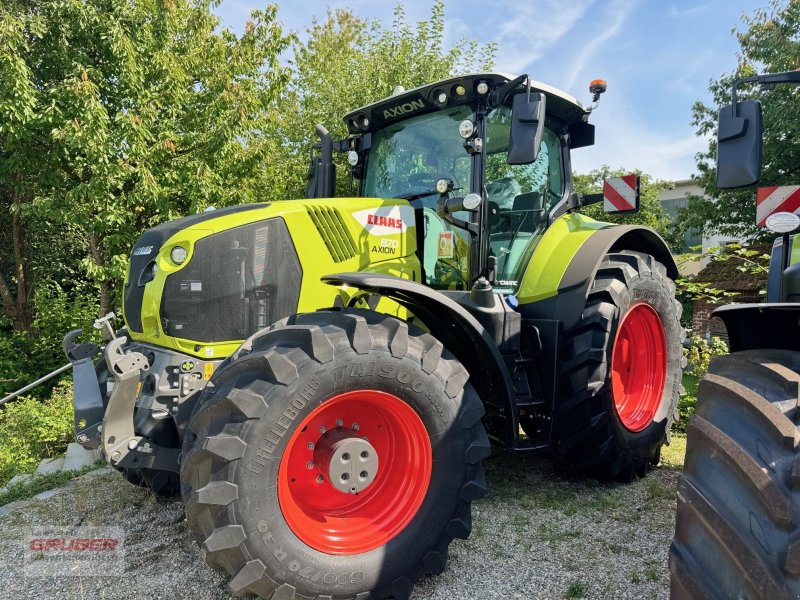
[353,205,415,236]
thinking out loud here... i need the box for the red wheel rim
[611,302,667,432]
[277,390,432,555]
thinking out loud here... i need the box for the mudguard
[322,273,518,446]
[518,215,678,330]
[712,304,800,352]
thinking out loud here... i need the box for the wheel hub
[277,390,432,555]
[314,429,379,494]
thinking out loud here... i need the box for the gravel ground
[0,444,684,600]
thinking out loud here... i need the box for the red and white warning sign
[756,185,800,226]
[603,175,639,213]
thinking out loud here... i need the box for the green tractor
[65,73,683,599]
[670,70,800,599]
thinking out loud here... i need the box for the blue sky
[215,0,762,182]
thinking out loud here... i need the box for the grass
[565,581,588,598]
[0,461,103,506]
[661,432,687,469]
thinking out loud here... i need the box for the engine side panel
[124,198,421,359]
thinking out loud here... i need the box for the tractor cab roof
[343,72,591,136]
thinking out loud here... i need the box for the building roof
[693,244,770,293]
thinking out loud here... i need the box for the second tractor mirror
[508,92,546,165]
[716,99,762,189]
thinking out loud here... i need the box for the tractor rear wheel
[548,250,683,481]
[180,308,489,600]
[670,350,800,599]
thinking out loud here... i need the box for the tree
[679,0,800,242]
[276,1,497,198]
[574,166,681,248]
[0,0,293,325]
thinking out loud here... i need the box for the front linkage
[64,316,180,478]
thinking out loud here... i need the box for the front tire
[548,250,683,481]
[180,309,489,599]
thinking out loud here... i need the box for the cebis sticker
[353,205,415,236]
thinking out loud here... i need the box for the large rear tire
[547,250,684,481]
[180,309,490,599]
[670,349,800,599]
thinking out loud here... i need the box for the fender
[712,304,800,352]
[517,214,678,331]
[322,272,517,446]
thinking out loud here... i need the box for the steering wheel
[404,172,439,189]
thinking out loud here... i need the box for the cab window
[484,105,564,285]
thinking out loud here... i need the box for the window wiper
[394,189,439,201]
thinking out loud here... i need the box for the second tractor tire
[670,349,800,599]
[548,250,684,481]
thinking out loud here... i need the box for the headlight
[171,246,188,265]
[459,119,475,139]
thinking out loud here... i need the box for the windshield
[363,106,472,199]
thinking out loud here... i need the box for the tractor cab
[308,73,597,292]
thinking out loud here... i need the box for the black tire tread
[181,308,489,600]
[550,250,682,481]
[670,349,800,599]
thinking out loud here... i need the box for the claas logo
[366,214,403,229]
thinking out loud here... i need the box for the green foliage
[1,0,294,317]
[0,461,102,506]
[573,166,682,248]
[680,1,800,242]
[277,0,496,198]
[0,380,75,486]
[675,337,728,430]
[685,335,729,376]
[0,285,98,397]
[676,374,700,433]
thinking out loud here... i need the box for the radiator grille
[307,206,357,263]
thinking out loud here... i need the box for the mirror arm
[731,70,800,113]
[489,74,530,108]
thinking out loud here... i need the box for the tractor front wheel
[180,309,489,600]
[550,250,684,481]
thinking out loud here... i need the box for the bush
[0,379,74,486]
[685,335,728,377]
[0,284,98,398]
[674,336,729,431]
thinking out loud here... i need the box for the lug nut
[336,419,343,427]
[316,475,324,484]
[307,442,315,451]
[306,461,315,470]
[352,423,360,431]
[318,426,326,434]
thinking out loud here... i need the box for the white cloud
[493,0,597,73]
[571,97,711,181]
[563,0,636,90]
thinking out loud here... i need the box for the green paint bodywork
[124,199,616,360]
[125,198,420,359]
[791,235,800,266]
[515,213,612,304]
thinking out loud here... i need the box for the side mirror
[603,175,639,214]
[508,92,546,165]
[716,100,762,189]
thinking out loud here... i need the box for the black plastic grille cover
[161,217,302,343]
[124,204,269,333]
